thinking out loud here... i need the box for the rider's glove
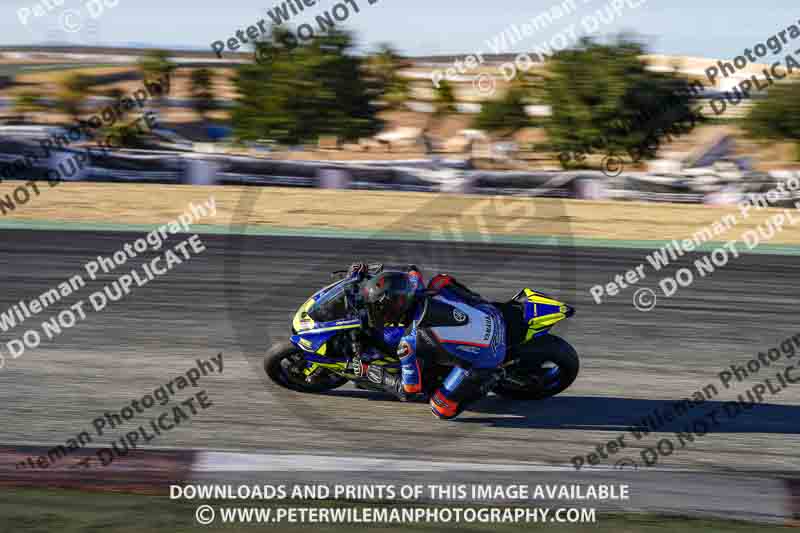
[349,262,368,279]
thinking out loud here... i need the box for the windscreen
[306,281,356,323]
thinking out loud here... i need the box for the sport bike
[265,267,578,409]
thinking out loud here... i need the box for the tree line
[11,30,800,161]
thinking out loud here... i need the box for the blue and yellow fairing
[520,288,574,342]
[290,279,362,374]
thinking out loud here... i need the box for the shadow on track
[458,395,800,434]
[296,391,800,434]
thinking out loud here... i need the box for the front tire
[494,335,579,400]
[265,342,349,393]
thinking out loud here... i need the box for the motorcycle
[265,265,578,412]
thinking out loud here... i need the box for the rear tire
[265,342,349,393]
[494,335,579,400]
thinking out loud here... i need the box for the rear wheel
[265,342,349,393]
[494,335,579,400]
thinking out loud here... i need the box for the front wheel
[494,335,579,400]
[264,342,349,393]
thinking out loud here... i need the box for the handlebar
[330,263,384,280]
[330,262,385,327]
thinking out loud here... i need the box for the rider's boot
[430,368,499,419]
[366,365,414,401]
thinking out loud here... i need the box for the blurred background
[2,1,800,531]
[0,0,798,200]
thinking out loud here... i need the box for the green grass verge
[0,487,781,532]
[3,218,800,255]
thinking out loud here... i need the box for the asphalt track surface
[0,229,798,503]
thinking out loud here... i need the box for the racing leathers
[349,264,496,419]
[349,264,426,400]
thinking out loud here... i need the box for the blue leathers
[389,268,426,394]
[349,266,492,418]
[348,265,426,396]
[397,296,425,394]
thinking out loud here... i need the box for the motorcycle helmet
[360,271,417,326]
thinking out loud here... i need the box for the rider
[347,263,496,419]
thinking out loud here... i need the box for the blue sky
[4,0,799,61]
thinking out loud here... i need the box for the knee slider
[430,389,460,419]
